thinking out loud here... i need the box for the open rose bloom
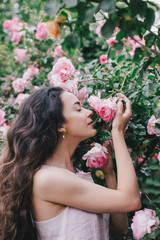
[131,208,160,240]
[88,95,117,122]
[147,115,160,137]
[48,57,79,94]
[82,143,108,168]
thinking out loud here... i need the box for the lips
[88,121,93,125]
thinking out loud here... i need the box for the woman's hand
[112,93,132,133]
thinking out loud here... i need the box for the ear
[57,127,65,133]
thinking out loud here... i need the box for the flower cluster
[147,115,160,137]
[3,18,27,45]
[12,67,39,93]
[96,23,145,56]
[82,143,108,168]
[88,95,117,122]
[131,208,160,240]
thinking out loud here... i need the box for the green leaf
[154,109,160,119]
[63,0,78,7]
[100,0,115,14]
[45,0,60,18]
[144,8,155,30]
[155,123,160,135]
[99,130,111,142]
[116,30,124,41]
[132,103,147,114]
[84,6,98,22]
[101,20,116,39]
[113,41,123,51]
[117,55,125,64]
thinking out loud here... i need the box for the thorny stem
[145,194,160,210]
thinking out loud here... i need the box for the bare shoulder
[33,167,78,197]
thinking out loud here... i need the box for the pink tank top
[34,166,110,240]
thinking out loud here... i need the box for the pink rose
[137,156,144,164]
[23,67,39,81]
[147,115,160,136]
[0,123,10,138]
[100,55,107,65]
[48,57,79,94]
[52,45,65,58]
[96,23,104,37]
[14,93,30,106]
[76,87,88,103]
[131,208,160,240]
[82,143,108,168]
[88,95,117,122]
[51,57,77,82]
[14,48,27,64]
[35,22,49,40]
[157,152,160,162]
[0,109,5,126]
[12,78,27,93]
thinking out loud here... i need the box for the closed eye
[77,109,82,112]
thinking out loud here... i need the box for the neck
[44,136,80,173]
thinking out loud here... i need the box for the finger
[116,100,123,114]
[118,93,131,113]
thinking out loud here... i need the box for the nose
[87,109,93,118]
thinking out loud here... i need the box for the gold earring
[62,129,66,139]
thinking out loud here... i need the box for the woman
[0,87,141,240]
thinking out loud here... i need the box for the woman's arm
[104,171,128,235]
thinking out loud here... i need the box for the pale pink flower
[108,37,117,47]
[147,115,160,136]
[23,67,39,81]
[51,57,77,82]
[76,87,88,103]
[100,54,107,65]
[48,57,79,94]
[35,22,49,40]
[0,123,10,138]
[12,78,27,93]
[131,208,160,240]
[0,109,5,126]
[14,48,27,64]
[14,93,30,106]
[52,45,65,58]
[157,152,160,162]
[96,23,104,37]
[82,143,108,168]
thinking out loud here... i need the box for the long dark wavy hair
[0,87,65,240]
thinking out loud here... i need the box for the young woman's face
[61,92,96,141]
